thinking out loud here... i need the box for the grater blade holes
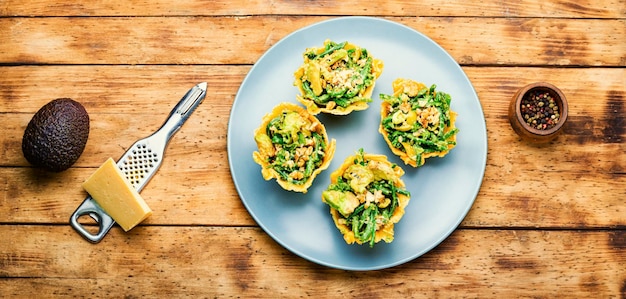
[120,143,159,188]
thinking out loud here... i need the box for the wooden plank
[1,17,624,66]
[1,0,624,18]
[468,165,626,228]
[0,226,624,297]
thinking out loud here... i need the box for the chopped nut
[399,101,411,114]
[289,171,304,180]
[284,160,295,168]
[417,106,440,128]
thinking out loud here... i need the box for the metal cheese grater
[70,82,207,243]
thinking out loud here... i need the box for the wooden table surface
[1,1,624,297]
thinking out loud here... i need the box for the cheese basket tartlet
[294,40,384,115]
[322,149,410,247]
[379,78,459,167]
[253,102,336,193]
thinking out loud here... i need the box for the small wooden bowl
[508,82,568,143]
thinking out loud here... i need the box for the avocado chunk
[322,190,360,218]
[278,111,308,143]
[22,98,90,172]
[342,164,374,194]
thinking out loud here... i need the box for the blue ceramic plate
[227,17,487,270]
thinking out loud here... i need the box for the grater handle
[69,196,115,243]
[171,82,207,122]
[152,82,207,143]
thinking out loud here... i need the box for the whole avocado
[22,98,90,172]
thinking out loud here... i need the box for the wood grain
[1,17,624,66]
[1,1,624,297]
[1,0,624,18]
[0,226,624,297]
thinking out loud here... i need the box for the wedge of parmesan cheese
[82,157,152,232]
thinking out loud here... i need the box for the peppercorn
[520,91,560,130]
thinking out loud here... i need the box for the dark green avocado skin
[22,98,90,172]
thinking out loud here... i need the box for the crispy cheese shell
[252,102,336,193]
[294,40,384,115]
[326,153,410,245]
[379,78,458,167]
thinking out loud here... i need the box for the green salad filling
[322,149,410,247]
[380,84,459,166]
[296,40,382,111]
[256,110,328,185]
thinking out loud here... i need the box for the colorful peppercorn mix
[520,91,560,130]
